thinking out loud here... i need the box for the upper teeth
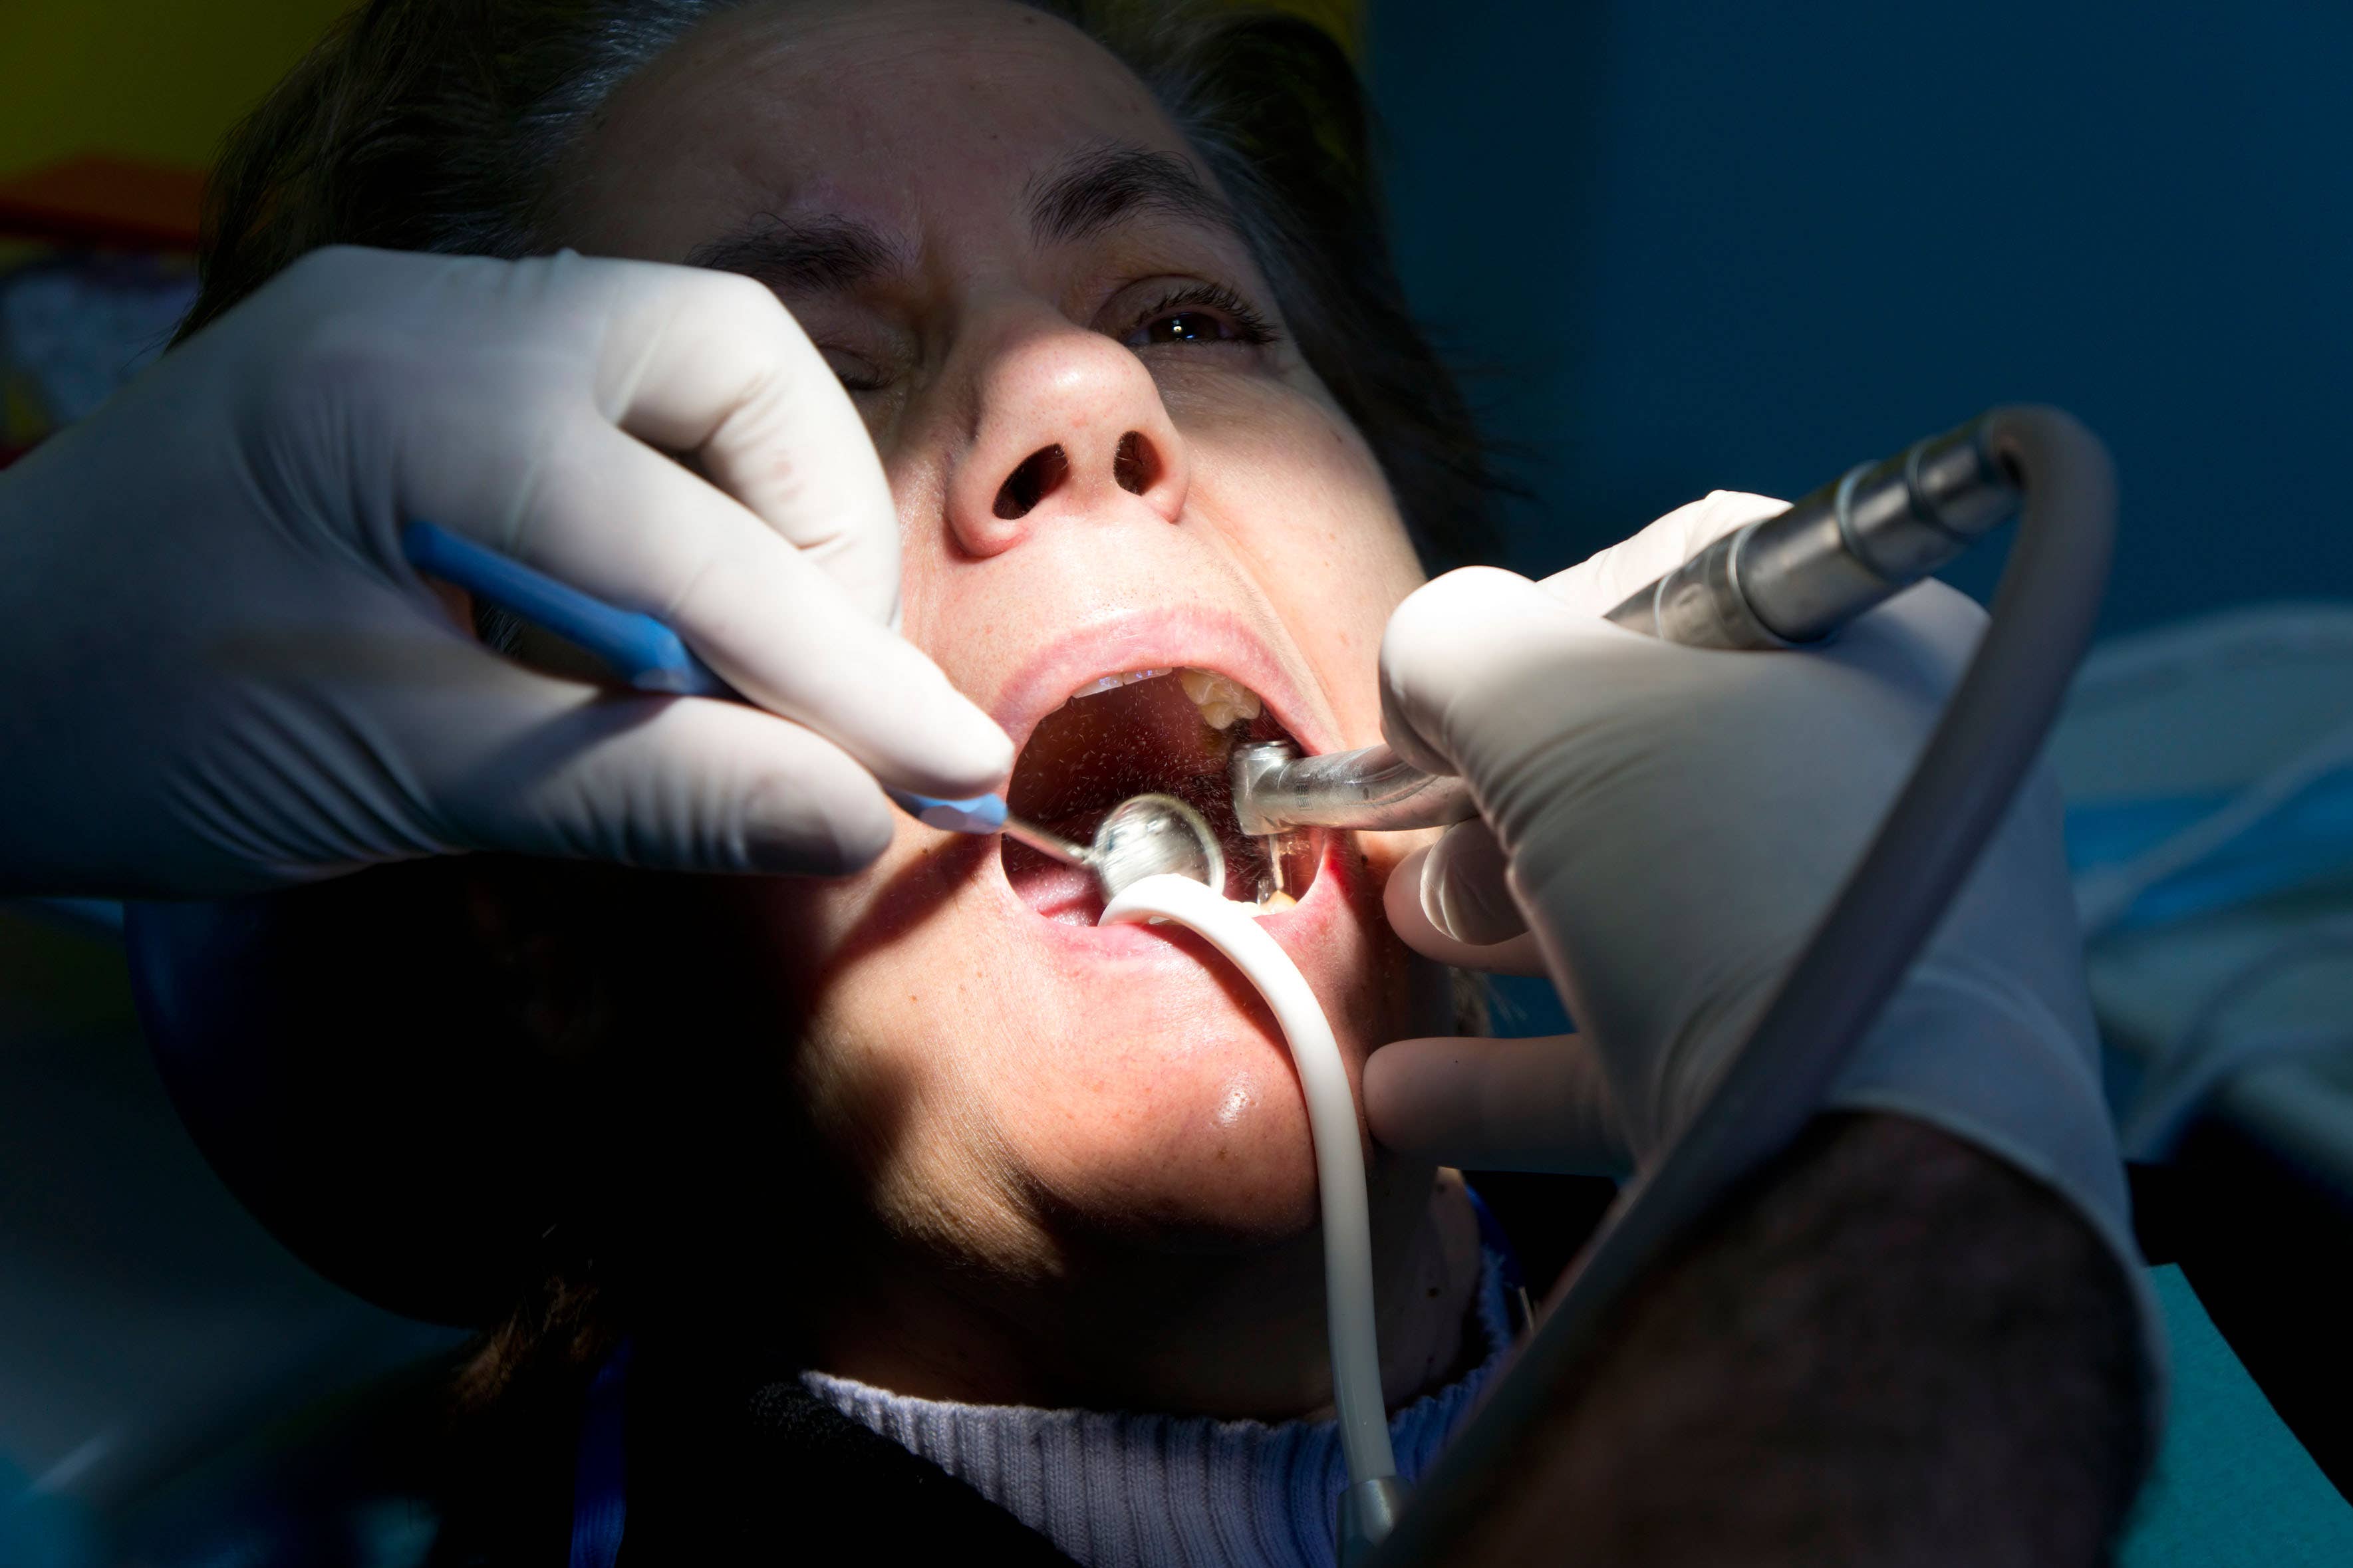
[1068,668,1171,699]
[1065,666,1263,731]
[1180,668,1262,731]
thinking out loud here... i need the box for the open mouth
[1005,668,1321,924]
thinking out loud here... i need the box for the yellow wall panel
[0,0,1362,184]
[0,0,354,179]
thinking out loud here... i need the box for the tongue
[1005,674,1235,923]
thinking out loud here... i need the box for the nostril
[994,444,1069,520]
[1113,432,1159,497]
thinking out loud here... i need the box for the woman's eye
[813,342,890,392]
[1120,283,1278,352]
[1141,309,1232,346]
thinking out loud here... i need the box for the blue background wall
[1366,0,2353,636]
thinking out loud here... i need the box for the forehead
[569,0,1203,258]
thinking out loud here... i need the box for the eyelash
[831,358,889,394]
[822,281,1279,394]
[1124,281,1280,348]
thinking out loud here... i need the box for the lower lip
[994,833,1345,962]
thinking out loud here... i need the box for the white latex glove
[0,247,1010,896]
[1362,493,2135,1266]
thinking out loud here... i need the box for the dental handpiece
[1230,412,2024,837]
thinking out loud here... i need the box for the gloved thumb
[1378,565,1597,780]
[1365,1033,1631,1176]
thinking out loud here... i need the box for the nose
[946,317,1190,558]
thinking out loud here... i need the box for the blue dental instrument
[399,520,1006,834]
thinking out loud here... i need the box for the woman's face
[559,0,1441,1285]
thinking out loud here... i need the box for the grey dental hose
[1367,406,2116,1562]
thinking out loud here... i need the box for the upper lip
[987,607,1333,767]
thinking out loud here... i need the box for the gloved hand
[0,246,1009,897]
[1363,493,2134,1263]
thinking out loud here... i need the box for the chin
[990,918,1366,1255]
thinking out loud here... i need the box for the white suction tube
[1099,873,1402,1555]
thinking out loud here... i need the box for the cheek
[729,843,1033,1239]
[1174,382,1425,740]
[724,835,986,1122]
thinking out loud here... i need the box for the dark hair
[183,0,1496,569]
[183,3,1498,1552]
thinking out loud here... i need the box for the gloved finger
[421,646,898,875]
[1379,564,1607,780]
[587,259,906,624]
[1540,490,1789,618]
[414,417,1010,799]
[1385,844,1546,976]
[1417,827,1528,946]
[1364,1033,1631,1176]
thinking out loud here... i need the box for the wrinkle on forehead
[624,0,1190,207]
[712,0,1165,110]
[561,0,1244,313]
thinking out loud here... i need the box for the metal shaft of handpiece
[1232,414,2024,837]
[1605,413,2020,648]
[1232,741,1476,837]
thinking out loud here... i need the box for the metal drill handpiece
[1603,414,2022,648]
[1230,740,1475,837]
[1232,416,2026,837]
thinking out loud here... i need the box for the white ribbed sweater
[801,1251,1512,1568]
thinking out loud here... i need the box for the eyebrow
[1024,142,1240,250]
[684,212,908,293]
[682,142,1241,296]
